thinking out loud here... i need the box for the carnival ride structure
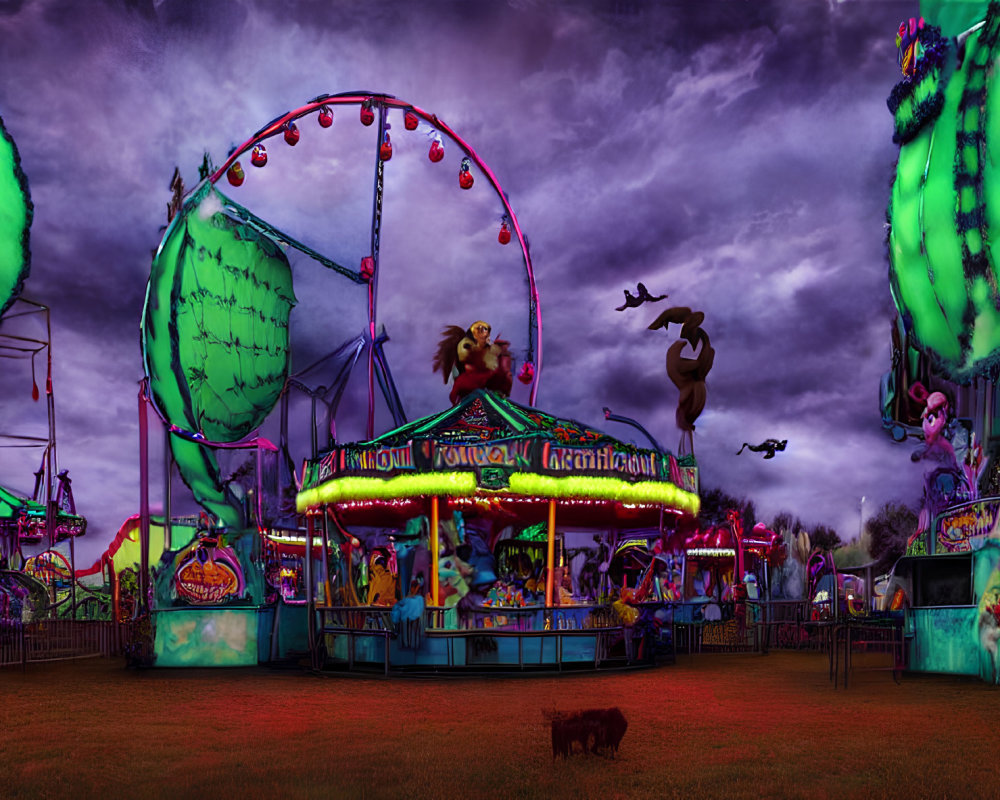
[0,113,94,622]
[883,0,1000,683]
[123,86,778,671]
[133,91,560,667]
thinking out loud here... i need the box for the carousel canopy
[297,389,699,526]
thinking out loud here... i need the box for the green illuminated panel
[153,608,258,667]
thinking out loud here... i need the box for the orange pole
[545,499,556,607]
[430,496,440,606]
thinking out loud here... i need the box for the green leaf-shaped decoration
[887,6,1000,382]
[0,113,32,320]
[142,181,297,529]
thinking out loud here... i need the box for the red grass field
[2,651,999,799]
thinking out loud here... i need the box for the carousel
[296,388,700,672]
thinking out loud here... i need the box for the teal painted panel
[275,603,308,658]
[153,608,258,667]
[909,606,979,674]
[256,606,274,663]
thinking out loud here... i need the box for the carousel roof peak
[363,388,665,454]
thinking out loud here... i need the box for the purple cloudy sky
[0,0,928,565]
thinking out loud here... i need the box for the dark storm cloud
[0,0,926,558]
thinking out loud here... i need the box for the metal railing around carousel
[310,600,679,673]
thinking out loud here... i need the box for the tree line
[699,485,917,575]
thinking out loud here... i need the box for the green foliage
[770,510,804,537]
[810,524,841,552]
[833,541,869,569]
[866,501,918,573]
[698,486,755,532]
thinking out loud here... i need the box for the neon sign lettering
[544,444,657,480]
[434,440,533,469]
[343,444,414,472]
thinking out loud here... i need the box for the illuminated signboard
[543,443,658,480]
[342,444,414,472]
[175,543,246,605]
[433,440,533,470]
[936,500,1000,553]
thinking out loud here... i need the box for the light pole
[859,496,866,542]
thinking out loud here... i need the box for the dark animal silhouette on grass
[546,707,628,759]
[616,282,667,311]
[737,439,788,459]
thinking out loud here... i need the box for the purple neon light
[208,93,542,407]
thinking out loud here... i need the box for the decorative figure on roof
[615,282,667,311]
[905,382,987,554]
[896,16,925,79]
[736,439,788,459]
[432,320,512,405]
[908,383,957,464]
[648,307,715,454]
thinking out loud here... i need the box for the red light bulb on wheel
[459,157,474,189]
[360,100,375,126]
[226,162,245,187]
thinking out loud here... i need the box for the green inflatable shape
[888,8,1000,382]
[141,180,296,529]
[0,114,32,319]
[921,0,989,37]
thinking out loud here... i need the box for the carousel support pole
[138,382,150,616]
[545,499,556,609]
[320,507,332,605]
[306,511,316,666]
[430,496,440,608]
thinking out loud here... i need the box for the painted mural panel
[935,499,1000,553]
[153,608,258,667]
[908,607,979,675]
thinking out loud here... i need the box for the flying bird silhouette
[616,282,667,311]
[736,439,788,459]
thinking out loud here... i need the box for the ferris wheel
[141,91,542,536]
[208,91,542,434]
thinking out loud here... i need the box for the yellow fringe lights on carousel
[296,472,479,511]
[296,472,700,515]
